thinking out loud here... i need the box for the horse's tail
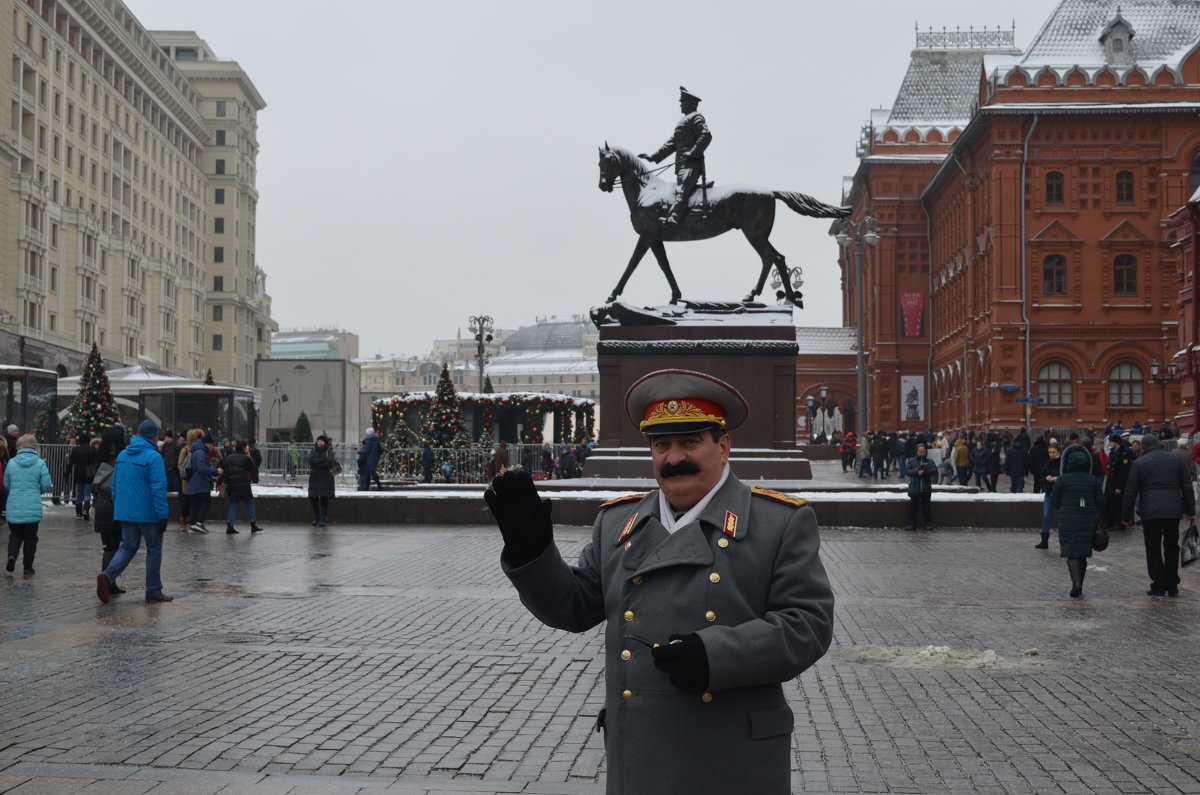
[774,191,850,219]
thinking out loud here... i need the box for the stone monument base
[586,301,812,481]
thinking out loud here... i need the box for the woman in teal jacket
[1050,447,1105,598]
[4,434,52,574]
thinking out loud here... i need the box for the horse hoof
[605,295,618,304]
[775,290,787,300]
[669,296,682,305]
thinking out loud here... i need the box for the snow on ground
[244,483,1047,502]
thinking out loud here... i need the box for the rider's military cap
[679,86,702,104]
[625,369,748,436]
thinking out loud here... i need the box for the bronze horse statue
[597,144,848,308]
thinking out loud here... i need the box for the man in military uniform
[639,87,712,226]
[1105,433,1134,530]
[485,369,834,794]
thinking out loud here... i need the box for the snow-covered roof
[888,51,988,125]
[373,390,594,407]
[1020,0,1200,67]
[485,350,598,377]
[796,327,858,356]
[59,365,191,385]
[502,320,592,353]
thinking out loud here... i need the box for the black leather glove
[484,469,553,567]
[637,153,652,161]
[158,519,168,534]
[651,633,709,692]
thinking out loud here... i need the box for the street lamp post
[1148,358,1181,429]
[468,315,494,393]
[805,395,815,443]
[834,218,880,434]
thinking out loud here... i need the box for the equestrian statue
[598,87,848,309]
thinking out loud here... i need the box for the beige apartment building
[0,0,273,384]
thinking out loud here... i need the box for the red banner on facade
[901,292,925,337]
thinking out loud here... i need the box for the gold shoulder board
[599,493,646,510]
[751,486,808,508]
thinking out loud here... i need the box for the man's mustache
[660,460,702,479]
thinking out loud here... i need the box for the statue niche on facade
[597,87,849,311]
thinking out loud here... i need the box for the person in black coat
[1005,439,1029,493]
[1050,448,1104,597]
[1028,438,1049,494]
[307,435,337,527]
[220,440,262,534]
[1104,434,1134,531]
[91,426,127,591]
[1122,433,1196,596]
[67,433,98,519]
[1036,442,1063,549]
[905,444,936,531]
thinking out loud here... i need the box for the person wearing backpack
[92,426,127,587]
[176,429,202,532]
[67,432,97,520]
[97,420,172,603]
[183,430,221,533]
[220,439,262,534]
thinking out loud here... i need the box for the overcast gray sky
[131,0,1055,358]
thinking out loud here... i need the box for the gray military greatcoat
[503,474,834,794]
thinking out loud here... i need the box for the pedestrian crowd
[836,422,1197,599]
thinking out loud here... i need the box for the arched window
[1113,254,1137,295]
[1046,171,1065,204]
[1190,151,1200,196]
[1037,362,1073,406]
[1115,171,1134,204]
[1108,362,1144,407]
[1043,255,1067,296]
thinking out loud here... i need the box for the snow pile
[837,643,1039,670]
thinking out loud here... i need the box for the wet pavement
[2,505,1200,794]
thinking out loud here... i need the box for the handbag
[1092,523,1110,552]
[1182,521,1200,568]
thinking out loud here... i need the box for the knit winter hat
[137,420,159,439]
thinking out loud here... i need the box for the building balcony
[121,316,140,334]
[79,253,98,273]
[122,276,141,294]
[76,296,97,315]
[18,270,44,295]
[21,224,44,247]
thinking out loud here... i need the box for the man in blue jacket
[97,420,172,603]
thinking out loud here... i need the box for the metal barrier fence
[21,441,583,495]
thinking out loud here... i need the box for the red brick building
[835,1,1200,435]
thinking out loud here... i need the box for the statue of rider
[640,87,712,226]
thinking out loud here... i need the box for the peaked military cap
[625,369,748,436]
[679,86,702,104]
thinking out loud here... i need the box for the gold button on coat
[709,573,721,583]
[624,541,632,550]
[701,692,713,703]
[620,649,632,661]
[705,610,716,622]
[718,537,730,548]
[623,610,635,622]
[631,575,643,585]
[622,689,634,700]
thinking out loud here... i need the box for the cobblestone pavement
[3,508,1200,794]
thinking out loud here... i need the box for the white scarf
[657,463,731,534]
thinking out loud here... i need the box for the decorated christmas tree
[64,343,121,438]
[422,363,466,447]
[483,375,495,394]
[203,368,216,385]
[293,411,313,443]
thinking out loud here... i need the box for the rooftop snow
[796,327,858,356]
[1020,0,1200,67]
[888,51,989,124]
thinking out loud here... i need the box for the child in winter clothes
[4,435,52,573]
